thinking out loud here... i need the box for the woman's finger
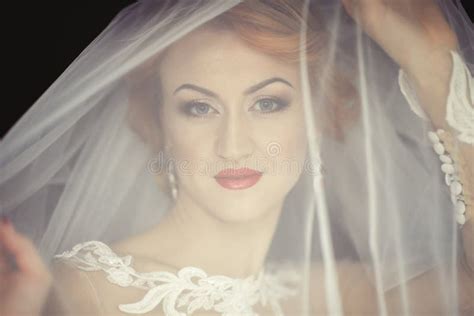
[0,248,7,275]
[0,218,15,274]
[0,243,14,274]
[0,216,51,282]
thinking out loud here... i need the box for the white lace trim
[54,241,300,316]
[399,50,474,144]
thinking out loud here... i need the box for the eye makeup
[249,96,290,114]
[176,93,292,119]
[178,100,219,118]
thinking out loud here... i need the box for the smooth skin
[1,1,473,315]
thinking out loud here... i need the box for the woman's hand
[0,216,53,316]
[341,0,458,126]
[341,0,458,76]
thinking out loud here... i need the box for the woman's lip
[214,168,263,190]
[215,167,262,178]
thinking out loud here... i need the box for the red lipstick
[214,168,262,190]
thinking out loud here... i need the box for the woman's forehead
[157,26,301,93]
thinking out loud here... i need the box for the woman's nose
[215,113,255,161]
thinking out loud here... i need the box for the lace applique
[54,241,300,316]
[399,50,474,144]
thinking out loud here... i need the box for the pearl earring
[165,145,178,201]
[166,154,178,201]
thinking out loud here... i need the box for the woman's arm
[341,0,474,312]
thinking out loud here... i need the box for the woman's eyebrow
[244,77,293,95]
[173,84,218,98]
[173,77,293,97]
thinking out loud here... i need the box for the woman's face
[158,26,308,223]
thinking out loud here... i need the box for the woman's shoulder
[54,232,177,270]
[49,239,174,315]
[47,249,105,315]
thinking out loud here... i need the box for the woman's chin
[180,175,291,223]
[208,202,279,224]
[207,189,285,224]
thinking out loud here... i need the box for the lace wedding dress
[52,241,301,316]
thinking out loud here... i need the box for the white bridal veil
[1,0,473,315]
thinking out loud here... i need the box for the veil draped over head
[1,0,473,315]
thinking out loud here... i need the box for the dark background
[2,1,473,138]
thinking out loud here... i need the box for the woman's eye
[183,102,217,117]
[251,98,288,113]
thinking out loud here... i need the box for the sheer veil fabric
[1,0,473,315]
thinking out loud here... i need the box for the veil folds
[1,0,473,315]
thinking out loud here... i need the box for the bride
[1,0,473,315]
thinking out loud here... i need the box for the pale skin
[1,1,473,315]
[132,25,307,276]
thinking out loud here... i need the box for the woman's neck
[146,193,283,278]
